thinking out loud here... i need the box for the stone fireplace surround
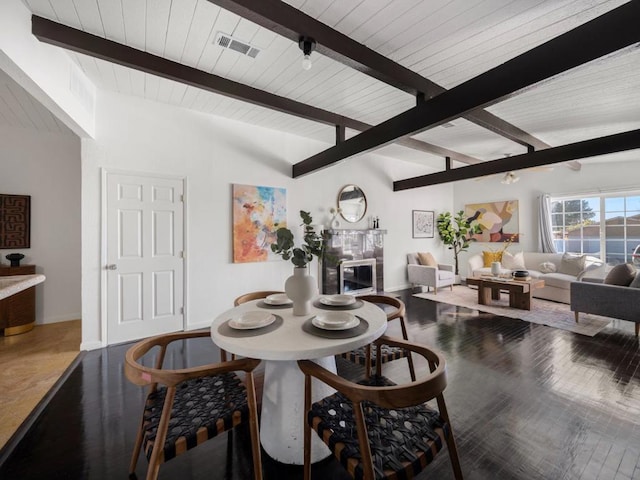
[320,228,386,295]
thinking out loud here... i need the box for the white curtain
[537,194,556,253]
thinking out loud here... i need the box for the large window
[551,193,640,265]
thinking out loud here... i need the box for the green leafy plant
[437,210,482,275]
[271,210,324,268]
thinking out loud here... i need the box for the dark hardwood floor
[1,289,639,479]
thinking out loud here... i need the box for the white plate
[312,312,359,330]
[319,294,356,306]
[229,311,275,330]
[264,293,292,305]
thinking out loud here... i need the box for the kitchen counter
[0,274,45,301]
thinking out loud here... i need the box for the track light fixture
[298,36,316,70]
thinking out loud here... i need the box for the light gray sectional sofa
[467,251,605,304]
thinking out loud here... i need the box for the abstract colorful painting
[464,200,520,242]
[233,184,286,263]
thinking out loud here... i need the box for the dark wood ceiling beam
[31,15,477,165]
[206,0,551,149]
[394,129,640,190]
[292,1,640,177]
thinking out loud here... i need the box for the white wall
[453,158,640,276]
[0,125,81,324]
[80,91,453,349]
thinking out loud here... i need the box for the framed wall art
[232,184,286,263]
[412,210,434,238]
[464,200,520,242]
[0,194,31,249]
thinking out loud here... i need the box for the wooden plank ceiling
[11,0,640,186]
[0,69,71,134]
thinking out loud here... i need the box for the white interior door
[106,173,184,344]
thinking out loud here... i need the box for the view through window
[551,193,640,266]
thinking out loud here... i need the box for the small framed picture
[412,210,434,238]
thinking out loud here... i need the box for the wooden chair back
[357,294,405,322]
[355,295,414,379]
[125,330,262,480]
[234,290,285,306]
[299,335,462,480]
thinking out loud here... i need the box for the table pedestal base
[260,357,336,465]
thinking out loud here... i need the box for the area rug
[413,286,611,336]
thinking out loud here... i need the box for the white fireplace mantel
[325,228,387,235]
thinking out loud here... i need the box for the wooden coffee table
[466,276,545,310]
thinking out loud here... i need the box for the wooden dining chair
[234,290,285,307]
[124,330,263,480]
[340,295,415,381]
[299,335,463,480]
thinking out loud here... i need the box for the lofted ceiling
[7,0,640,185]
[0,68,71,134]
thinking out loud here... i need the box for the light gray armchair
[407,253,455,294]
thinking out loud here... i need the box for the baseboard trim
[39,313,82,324]
[80,340,104,351]
[187,321,214,331]
[0,350,86,467]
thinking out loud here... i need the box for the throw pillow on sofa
[482,251,502,267]
[417,252,438,267]
[558,253,586,276]
[539,262,557,274]
[501,251,526,270]
[629,271,640,288]
[603,263,637,286]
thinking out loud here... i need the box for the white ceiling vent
[214,32,260,58]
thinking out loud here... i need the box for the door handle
[106,264,117,270]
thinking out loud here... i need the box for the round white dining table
[210,298,387,465]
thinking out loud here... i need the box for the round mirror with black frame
[338,185,367,223]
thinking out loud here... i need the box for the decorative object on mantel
[412,210,434,238]
[329,207,341,229]
[6,253,25,267]
[337,185,367,223]
[271,211,324,315]
[0,194,31,249]
[232,184,286,263]
[436,211,482,277]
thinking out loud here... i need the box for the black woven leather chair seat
[308,376,449,480]
[341,344,409,367]
[142,372,249,463]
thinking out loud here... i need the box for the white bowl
[229,311,275,329]
[264,293,292,305]
[312,312,359,330]
[320,294,356,306]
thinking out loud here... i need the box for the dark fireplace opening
[339,259,376,295]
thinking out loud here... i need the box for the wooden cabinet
[0,265,36,335]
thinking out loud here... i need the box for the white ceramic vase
[491,261,501,276]
[285,266,318,316]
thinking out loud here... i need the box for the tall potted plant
[271,210,324,315]
[437,210,481,278]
